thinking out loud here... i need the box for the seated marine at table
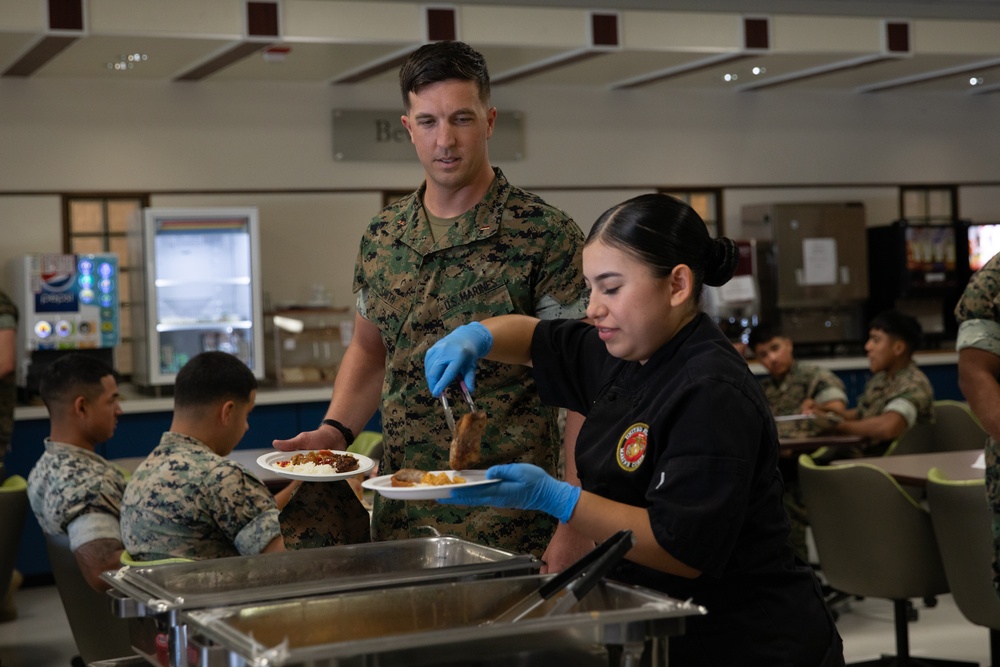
[425,193,844,666]
[27,353,126,591]
[121,351,369,561]
[749,323,848,439]
[820,310,934,458]
[749,323,850,562]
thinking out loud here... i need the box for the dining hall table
[832,449,985,487]
[111,447,288,488]
[778,434,867,454]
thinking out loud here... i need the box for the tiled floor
[0,582,993,666]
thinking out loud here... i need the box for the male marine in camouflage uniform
[360,168,585,555]
[749,324,848,560]
[273,42,589,563]
[826,310,934,457]
[27,354,126,591]
[122,352,368,561]
[749,324,848,439]
[0,289,17,465]
[954,251,1000,594]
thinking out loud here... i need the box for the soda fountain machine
[8,253,121,400]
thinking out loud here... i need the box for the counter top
[14,383,334,421]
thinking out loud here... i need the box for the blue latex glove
[439,463,582,524]
[424,322,494,396]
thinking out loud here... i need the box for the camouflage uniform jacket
[0,289,17,454]
[854,361,934,454]
[760,362,848,438]
[354,168,587,556]
[955,251,1000,513]
[121,432,281,561]
[27,438,125,551]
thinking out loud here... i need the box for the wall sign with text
[332,109,525,162]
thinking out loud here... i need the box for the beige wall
[2,77,999,305]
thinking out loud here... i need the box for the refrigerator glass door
[134,208,263,386]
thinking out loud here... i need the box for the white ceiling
[2,0,1000,95]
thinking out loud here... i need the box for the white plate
[773,414,816,422]
[256,450,375,482]
[362,470,498,500]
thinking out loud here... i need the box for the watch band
[321,418,355,446]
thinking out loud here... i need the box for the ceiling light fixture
[752,66,766,76]
[107,52,148,72]
[723,73,738,82]
[969,76,984,86]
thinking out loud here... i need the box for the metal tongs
[487,529,636,625]
[440,379,478,435]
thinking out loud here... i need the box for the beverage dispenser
[702,239,776,347]
[742,203,869,351]
[8,253,120,398]
[867,219,967,345]
[129,207,264,390]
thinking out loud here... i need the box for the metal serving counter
[101,537,702,667]
[101,537,540,667]
[182,575,704,667]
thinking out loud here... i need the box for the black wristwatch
[321,418,355,446]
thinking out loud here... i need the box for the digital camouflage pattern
[855,361,935,455]
[954,251,1000,591]
[760,361,848,438]
[122,432,283,560]
[354,168,587,557]
[27,439,126,544]
[122,432,370,561]
[0,289,17,456]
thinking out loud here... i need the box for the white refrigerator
[129,207,265,388]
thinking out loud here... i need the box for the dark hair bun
[703,237,739,287]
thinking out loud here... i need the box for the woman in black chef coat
[426,193,844,666]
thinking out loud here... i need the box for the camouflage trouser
[987,438,1000,597]
[280,481,371,549]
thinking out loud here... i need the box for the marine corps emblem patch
[616,423,649,472]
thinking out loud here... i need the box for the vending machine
[130,207,265,389]
[867,219,968,345]
[9,253,120,397]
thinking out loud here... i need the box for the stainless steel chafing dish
[100,537,539,666]
[183,575,704,667]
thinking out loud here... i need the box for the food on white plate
[274,449,360,475]
[390,468,467,488]
[449,411,487,471]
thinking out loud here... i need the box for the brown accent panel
[886,21,910,53]
[175,42,271,81]
[333,52,412,84]
[2,35,78,77]
[592,13,619,47]
[748,55,891,90]
[744,17,769,50]
[247,2,279,37]
[492,50,607,85]
[427,7,456,41]
[49,0,83,31]
[615,53,750,89]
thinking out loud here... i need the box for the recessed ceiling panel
[209,42,414,82]
[32,35,237,79]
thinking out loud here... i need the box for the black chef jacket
[531,314,843,667]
